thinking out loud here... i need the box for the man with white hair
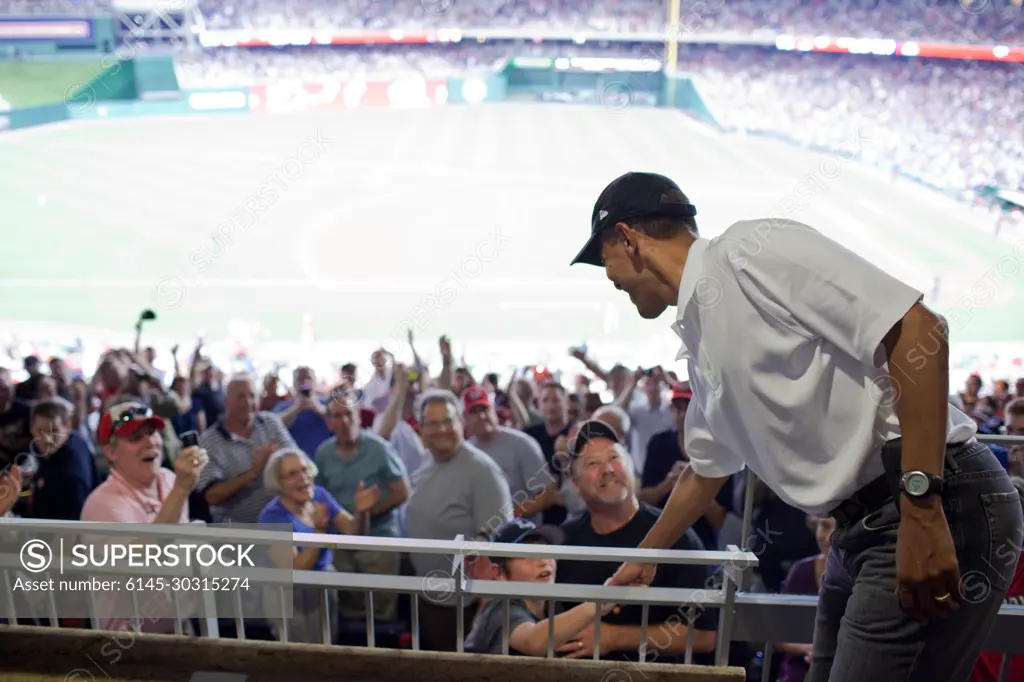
[198,375,296,524]
[81,401,208,634]
[406,388,513,652]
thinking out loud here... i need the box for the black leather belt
[830,474,893,526]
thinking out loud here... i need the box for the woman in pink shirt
[81,401,208,633]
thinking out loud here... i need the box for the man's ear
[103,442,117,465]
[613,222,636,255]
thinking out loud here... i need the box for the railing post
[740,467,757,592]
[453,533,465,654]
[411,593,420,651]
[197,561,219,639]
[320,590,332,646]
[715,563,738,667]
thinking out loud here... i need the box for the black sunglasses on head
[110,405,153,430]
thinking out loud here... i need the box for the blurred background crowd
[3,0,1021,43]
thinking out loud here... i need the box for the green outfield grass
[0,60,105,107]
[0,103,1019,348]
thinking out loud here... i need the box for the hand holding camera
[173,440,208,492]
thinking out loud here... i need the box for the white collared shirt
[674,219,976,516]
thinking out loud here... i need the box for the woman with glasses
[259,447,381,643]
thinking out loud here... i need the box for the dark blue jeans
[807,440,1023,682]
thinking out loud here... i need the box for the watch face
[904,472,930,496]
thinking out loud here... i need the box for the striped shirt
[197,413,296,524]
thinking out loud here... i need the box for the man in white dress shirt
[571,172,1022,682]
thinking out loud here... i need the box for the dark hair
[31,399,70,424]
[493,536,549,573]
[600,215,696,251]
[1007,398,1024,418]
[20,373,52,401]
[538,381,567,396]
[340,363,357,374]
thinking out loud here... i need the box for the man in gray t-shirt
[462,387,557,524]
[406,389,513,652]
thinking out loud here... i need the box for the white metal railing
[1,433,1020,673]
[0,518,756,666]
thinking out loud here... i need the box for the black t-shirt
[0,399,31,465]
[556,504,719,663]
[522,421,572,526]
[641,429,735,550]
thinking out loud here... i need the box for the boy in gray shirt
[464,518,617,656]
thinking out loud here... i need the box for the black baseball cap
[571,172,698,267]
[490,518,565,547]
[569,419,622,460]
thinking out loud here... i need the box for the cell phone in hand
[181,431,199,448]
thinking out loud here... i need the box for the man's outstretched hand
[606,562,657,588]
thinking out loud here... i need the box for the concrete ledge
[0,626,745,682]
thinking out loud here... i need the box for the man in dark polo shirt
[522,381,574,526]
[641,381,733,551]
[0,367,31,467]
[555,420,717,664]
[24,399,98,520]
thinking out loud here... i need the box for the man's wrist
[172,478,194,494]
[900,493,943,515]
[602,623,629,653]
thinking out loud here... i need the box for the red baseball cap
[97,402,166,445]
[671,381,693,402]
[462,386,492,411]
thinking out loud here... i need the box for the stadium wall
[668,75,719,126]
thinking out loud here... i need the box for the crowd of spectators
[1,324,1022,678]
[0,0,110,16]
[172,42,1024,193]
[689,46,1024,192]
[2,0,1022,45]
[189,0,1024,45]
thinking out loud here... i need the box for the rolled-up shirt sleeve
[683,398,745,479]
[726,221,923,367]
